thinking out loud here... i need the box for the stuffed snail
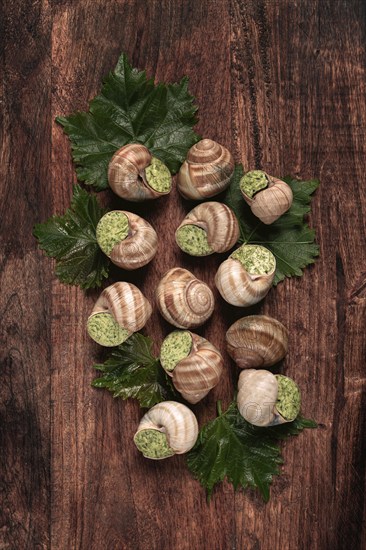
[160,331,224,403]
[87,282,152,346]
[175,202,239,256]
[240,170,293,224]
[226,315,288,369]
[108,144,172,201]
[96,210,158,270]
[133,401,199,459]
[215,244,276,306]
[156,267,215,328]
[237,369,301,427]
[177,139,234,199]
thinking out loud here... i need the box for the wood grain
[1,0,365,549]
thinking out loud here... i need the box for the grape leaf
[57,53,200,190]
[33,185,109,289]
[224,165,319,284]
[186,401,317,501]
[92,333,179,408]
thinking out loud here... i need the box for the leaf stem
[217,400,222,416]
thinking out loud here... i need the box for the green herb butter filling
[96,211,129,256]
[275,375,301,421]
[240,170,269,198]
[134,429,174,459]
[231,244,276,275]
[87,312,130,347]
[175,225,214,256]
[160,330,193,372]
[145,157,172,193]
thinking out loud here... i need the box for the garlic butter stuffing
[160,331,223,403]
[108,143,172,201]
[96,210,158,270]
[133,401,199,459]
[87,282,152,347]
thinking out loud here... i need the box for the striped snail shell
[215,244,276,307]
[108,144,172,201]
[177,139,234,200]
[237,369,301,427]
[133,401,199,459]
[156,267,215,329]
[87,282,152,347]
[226,315,288,369]
[160,331,224,403]
[96,210,158,270]
[240,170,293,224]
[175,202,240,256]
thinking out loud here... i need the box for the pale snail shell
[96,210,158,270]
[160,331,224,404]
[177,139,234,200]
[156,267,215,328]
[215,244,276,307]
[237,369,301,427]
[87,282,152,346]
[108,143,172,201]
[226,315,288,369]
[133,401,199,459]
[175,202,240,256]
[240,170,293,224]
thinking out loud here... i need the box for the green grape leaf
[187,401,317,501]
[33,185,109,289]
[92,333,179,408]
[224,165,319,284]
[57,53,199,190]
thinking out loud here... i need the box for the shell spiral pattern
[156,267,215,328]
[177,139,234,199]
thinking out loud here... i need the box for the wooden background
[1,0,365,548]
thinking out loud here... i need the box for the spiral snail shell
[175,202,240,256]
[156,267,215,329]
[87,282,152,346]
[215,244,276,307]
[96,210,158,270]
[160,331,224,403]
[237,369,301,427]
[226,315,288,369]
[133,401,199,459]
[108,144,172,201]
[240,170,293,224]
[177,139,234,200]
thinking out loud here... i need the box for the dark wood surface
[1,1,366,549]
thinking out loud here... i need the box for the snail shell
[237,369,301,427]
[226,315,288,369]
[215,244,276,307]
[156,267,215,329]
[96,210,158,270]
[133,401,199,459]
[160,331,224,404]
[240,170,293,224]
[87,282,152,346]
[177,139,234,200]
[108,144,172,201]
[175,202,240,256]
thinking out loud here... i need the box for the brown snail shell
[89,282,152,337]
[175,202,240,256]
[108,144,172,201]
[226,315,288,369]
[240,171,293,224]
[160,331,224,404]
[156,267,215,328]
[177,139,234,199]
[96,210,158,270]
[215,245,276,307]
